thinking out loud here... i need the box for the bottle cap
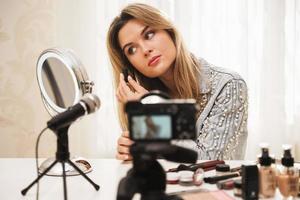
[259,143,272,166]
[281,144,294,167]
[270,154,276,164]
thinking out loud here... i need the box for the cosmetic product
[242,164,259,200]
[230,166,241,173]
[167,160,225,172]
[179,170,194,186]
[234,179,242,197]
[166,172,179,184]
[258,143,276,198]
[193,168,204,186]
[204,171,240,184]
[217,179,235,190]
[215,164,230,175]
[277,144,299,198]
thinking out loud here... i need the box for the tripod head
[117,142,197,200]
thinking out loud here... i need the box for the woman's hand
[116,73,149,103]
[116,130,134,161]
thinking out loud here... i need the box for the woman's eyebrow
[122,26,149,53]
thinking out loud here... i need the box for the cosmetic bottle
[258,143,276,198]
[242,164,258,200]
[277,144,299,198]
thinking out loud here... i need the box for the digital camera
[125,98,198,142]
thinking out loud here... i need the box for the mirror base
[38,157,92,176]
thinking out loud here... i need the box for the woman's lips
[148,55,161,66]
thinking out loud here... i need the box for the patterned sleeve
[196,78,248,160]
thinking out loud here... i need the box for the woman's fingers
[116,73,136,103]
[118,86,128,100]
[116,78,131,103]
[128,76,148,94]
[116,131,133,161]
[116,87,126,103]
[117,145,130,154]
[122,130,130,138]
[116,73,149,103]
[120,73,132,94]
[116,153,132,161]
[116,87,123,101]
[118,136,133,146]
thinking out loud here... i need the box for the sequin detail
[196,65,248,160]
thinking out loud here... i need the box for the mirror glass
[41,57,76,108]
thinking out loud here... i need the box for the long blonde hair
[107,3,202,130]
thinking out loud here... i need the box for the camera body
[125,99,197,142]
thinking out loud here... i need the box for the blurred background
[0,0,299,160]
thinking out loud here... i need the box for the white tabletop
[0,158,297,200]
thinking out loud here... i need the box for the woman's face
[118,19,176,78]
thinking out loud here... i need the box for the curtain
[52,0,300,159]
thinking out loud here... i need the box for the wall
[0,0,57,157]
[0,0,120,158]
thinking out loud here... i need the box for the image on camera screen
[131,115,172,140]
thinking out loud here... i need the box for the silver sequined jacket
[175,58,248,160]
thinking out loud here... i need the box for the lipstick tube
[204,171,241,184]
[167,160,225,172]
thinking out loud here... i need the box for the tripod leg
[117,173,138,200]
[67,160,100,190]
[62,162,68,200]
[21,160,58,195]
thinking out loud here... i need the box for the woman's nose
[140,43,153,57]
[144,49,153,57]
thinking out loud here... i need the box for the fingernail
[128,75,132,80]
[124,155,128,160]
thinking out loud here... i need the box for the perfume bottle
[277,144,299,198]
[258,143,276,198]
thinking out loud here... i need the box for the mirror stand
[36,48,96,176]
[39,157,93,176]
[21,125,100,198]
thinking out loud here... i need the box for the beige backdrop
[0,0,62,157]
[0,0,111,158]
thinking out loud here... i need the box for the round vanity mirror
[37,48,94,116]
[36,48,94,176]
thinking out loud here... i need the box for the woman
[107,3,248,161]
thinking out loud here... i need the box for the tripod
[117,158,182,200]
[21,125,100,199]
[117,143,197,200]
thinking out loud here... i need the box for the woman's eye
[145,31,155,40]
[127,46,137,55]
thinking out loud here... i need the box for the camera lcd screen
[131,115,172,140]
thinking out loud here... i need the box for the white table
[0,158,296,199]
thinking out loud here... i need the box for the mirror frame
[36,48,94,116]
